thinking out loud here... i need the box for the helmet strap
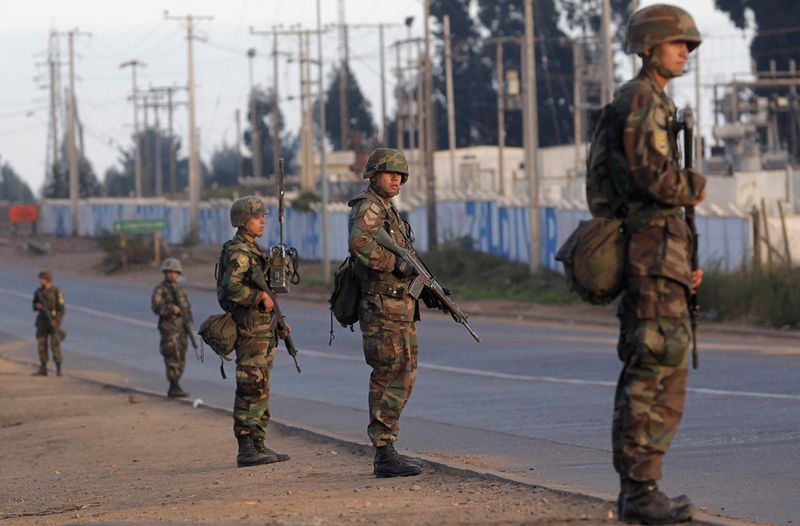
[644,45,682,80]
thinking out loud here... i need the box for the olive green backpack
[328,256,361,344]
[556,104,629,305]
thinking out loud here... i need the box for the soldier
[32,270,65,376]
[348,148,443,478]
[218,196,291,467]
[607,5,707,523]
[151,258,192,399]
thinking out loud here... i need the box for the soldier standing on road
[151,258,192,399]
[607,5,707,523]
[32,270,65,377]
[348,148,431,478]
[217,196,291,468]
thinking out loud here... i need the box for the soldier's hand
[691,268,704,295]
[394,256,416,278]
[261,291,275,312]
[278,322,291,339]
[172,305,182,315]
[421,289,449,313]
[35,303,44,310]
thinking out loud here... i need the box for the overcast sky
[0,0,754,196]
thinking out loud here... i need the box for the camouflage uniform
[348,182,418,448]
[151,280,192,383]
[32,285,65,367]
[609,10,706,484]
[218,231,277,441]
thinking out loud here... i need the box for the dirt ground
[0,357,616,526]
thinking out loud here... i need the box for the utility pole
[142,93,151,196]
[423,0,437,247]
[165,12,212,239]
[601,0,614,105]
[524,0,541,272]
[631,0,640,77]
[64,29,90,236]
[394,41,404,148]
[235,109,243,183]
[488,36,522,197]
[46,33,61,181]
[120,60,144,198]
[415,40,424,194]
[272,33,281,181]
[317,0,331,285]
[338,0,350,150]
[247,48,262,180]
[573,39,584,177]
[149,85,186,199]
[694,49,702,171]
[379,24,388,144]
[151,90,163,196]
[443,15,457,192]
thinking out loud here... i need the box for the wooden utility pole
[317,0,331,285]
[235,109,243,183]
[488,36,521,197]
[152,91,163,196]
[379,24,388,144]
[142,94,151,195]
[573,39,584,177]
[165,12,213,239]
[338,0,350,150]
[443,15,457,191]
[247,48,262,180]
[149,86,186,199]
[120,60,145,198]
[694,48,703,171]
[423,0,437,247]
[272,32,281,180]
[64,29,91,236]
[394,41,404,148]
[524,0,540,272]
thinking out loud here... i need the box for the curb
[1,353,764,526]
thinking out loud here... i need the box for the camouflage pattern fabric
[624,4,702,55]
[606,68,705,482]
[363,148,410,181]
[348,186,418,447]
[151,280,192,382]
[32,286,64,365]
[218,231,278,440]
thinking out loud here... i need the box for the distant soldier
[605,5,706,523]
[217,196,291,467]
[348,148,447,478]
[32,270,65,376]
[151,258,192,398]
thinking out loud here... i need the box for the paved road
[0,266,797,524]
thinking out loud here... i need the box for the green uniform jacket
[151,280,192,333]
[32,286,65,332]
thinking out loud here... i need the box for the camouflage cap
[38,270,52,281]
[230,196,267,228]
[160,257,183,273]
[364,148,409,183]
[624,4,702,55]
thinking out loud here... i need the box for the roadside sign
[113,218,166,234]
[9,205,39,224]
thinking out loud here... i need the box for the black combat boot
[56,363,62,377]
[619,479,694,524]
[32,364,47,376]
[392,443,422,467]
[237,436,279,467]
[374,443,422,478]
[252,437,290,463]
[167,380,189,398]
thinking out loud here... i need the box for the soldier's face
[656,41,689,76]
[245,215,265,238]
[39,278,51,289]
[374,172,403,197]
[164,271,180,283]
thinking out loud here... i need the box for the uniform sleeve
[221,250,262,307]
[54,289,65,322]
[32,291,38,312]
[623,90,706,206]
[151,285,173,317]
[348,200,397,272]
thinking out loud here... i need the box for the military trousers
[360,314,419,447]
[613,277,692,482]
[36,331,62,366]
[232,308,277,440]
[159,329,188,382]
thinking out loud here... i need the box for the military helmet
[624,4,702,55]
[230,196,267,228]
[160,257,183,273]
[38,270,52,281]
[363,148,409,183]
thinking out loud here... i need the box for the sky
[0,0,754,196]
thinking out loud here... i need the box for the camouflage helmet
[38,270,52,282]
[160,257,183,274]
[230,196,267,228]
[363,148,409,183]
[624,4,702,55]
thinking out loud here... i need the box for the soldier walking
[151,258,193,398]
[32,270,65,376]
[217,196,291,467]
[348,148,433,478]
[606,5,706,523]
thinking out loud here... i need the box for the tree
[209,143,239,188]
[323,64,377,150]
[43,138,102,199]
[0,158,34,202]
[244,86,285,179]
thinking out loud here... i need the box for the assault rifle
[251,265,301,373]
[167,286,199,359]
[374,228,480,343]
[680,107,700,370]
[35,289,67,343]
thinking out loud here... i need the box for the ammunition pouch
[365,281,407,299]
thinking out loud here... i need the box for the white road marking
[2,287,798,401]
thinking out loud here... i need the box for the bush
[97,232,163,273]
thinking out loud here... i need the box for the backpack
[556,103,629,305]
[197,313,238,378]
[329,256,361,344]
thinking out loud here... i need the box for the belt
[366,281,407,298]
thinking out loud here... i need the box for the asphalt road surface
[1,266,798,524]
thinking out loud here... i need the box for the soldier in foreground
[32,270,65,376]
[609,5,706,523]
[348,148,437,478]
[218,196,291,467]
[151,258,192,399]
